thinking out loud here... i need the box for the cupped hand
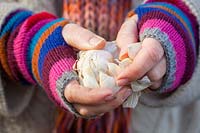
[62,24,132,117]
[116,15,167,90]
[65,80,132,117]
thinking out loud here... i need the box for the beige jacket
[0,0,200,133]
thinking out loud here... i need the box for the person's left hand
[116,15,167,90]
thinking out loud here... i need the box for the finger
[116,15,138,60]
[117,38,164,86]
[74,87,132,117]
[62,23,106,50]
[147,57,166,82]
[64,80,114,105]
[149,79,163,90]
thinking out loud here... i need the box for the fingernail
[117,78,130,86]
[122,90,132,101]
[119,48,128,60]
[119,52,128,60]
[89,36,104,46]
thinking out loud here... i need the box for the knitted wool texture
[0,1,199,132]
[146,0,199,52]
[7,24,23,81]
[0,10,77,110]
[27,19,65,83]
[31,19,67,83]
[135,2,198,93]
[14,12,56,84]
[63,0,132,40]
[0,10,32,79]
[182,0,200,46]
[35,23,76,108]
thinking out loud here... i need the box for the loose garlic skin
[75,42,151,108]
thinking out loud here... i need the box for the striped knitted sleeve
[0,2,35,117]
[0,6,81,115]
[132,1,199,93]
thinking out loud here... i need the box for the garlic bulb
[75,41,151,108]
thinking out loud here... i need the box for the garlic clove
[127,42,142,60]
[81,65,96,77]
[103,41,119,58]
[99,72,119,92]
[82,74,99,88]
[75,42,153,109]
[119,58,132,69]
[96,53,113,71]
[107,63,121,77]
[131,76,152,92]
[123,92,141,108]
[99,72,115,88]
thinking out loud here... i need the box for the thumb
[116,15,138,60]
[62,23,106,50]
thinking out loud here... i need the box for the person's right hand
[116,15,166,90]
[62,24,132,117]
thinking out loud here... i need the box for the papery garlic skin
[75,41,151,108]
[99,72,120,93]
[107,63,121,77]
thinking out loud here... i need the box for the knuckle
[65,88,74,103]
[144,40,164,63]
[148,69,162,81]
[150,81,162,89]
[79,108,90,116]
[146,46,162,63]
[65,81,80,103]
